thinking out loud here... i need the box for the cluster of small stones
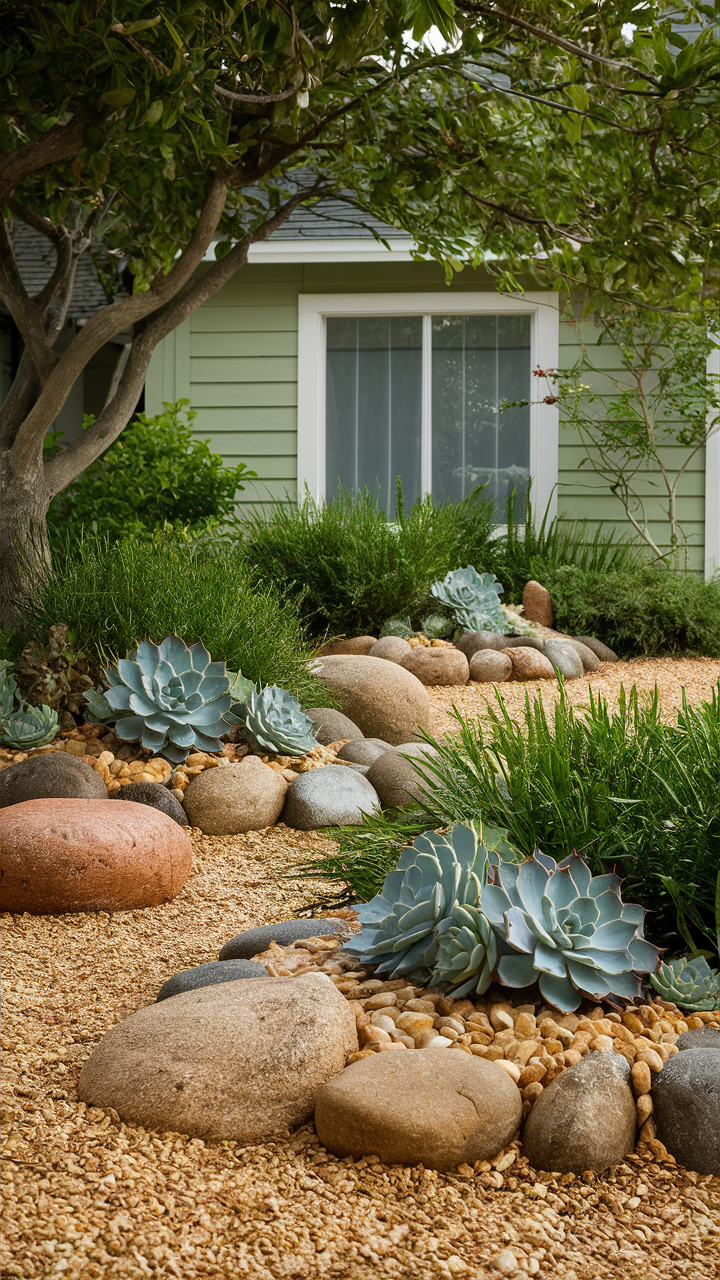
[0,725,359,806]
[251,934,720,1151]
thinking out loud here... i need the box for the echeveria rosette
[430,567,511,635]
[431,902,500,997]
[344,822,521,984]
[650,955,720,1012]
[103,636,236,763]
[240,684,318,757]
[482,850,660,1013]
[0,702,59,749]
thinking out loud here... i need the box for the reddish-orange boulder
[0,799,192,915]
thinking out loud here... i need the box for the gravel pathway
[3,825,719,1279]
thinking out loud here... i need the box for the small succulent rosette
[650,954,720,1013]
[239,684,318,758]
[430,566,510,635]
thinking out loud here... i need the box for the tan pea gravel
[3,824,720,1279]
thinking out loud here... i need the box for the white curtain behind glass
[431,315,531,517]
[325,316,423,511]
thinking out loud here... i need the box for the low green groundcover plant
[19,533,332,710]
[305,685,720,960]
[46,401,254,542]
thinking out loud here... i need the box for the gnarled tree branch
[0,108,93,205]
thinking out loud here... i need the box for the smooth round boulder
[469,650,513,683]
[182,756,287,835]
[0,751,108,809]
[369,636,413,664]
[317,636,377,656]
[315,1050,522,1171]
[522,1051,635,1174]
[502,646,556,681]
[652,1048,720,1175]
[400,646,469,687]
[337,738,393,766]
[78,972,358,1141]
[565,639,601,672]
[522,580,554,627]
[303,708,363,745]
[498,635,545,652]
[219,917,345,961]
[543,640,584,681]
[312,655,432,746]
[156,959,268,1002]
[676,1027,720,1051]
[0,798,192,914]
[573,636,619,662]
[114,780,188,825]
[366,743,438,809]
[456,631,507,658]
[281,764,380,830]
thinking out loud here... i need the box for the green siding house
[142,208,717,577]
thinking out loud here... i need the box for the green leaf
[145,101,163,125]
[100,87,136,110]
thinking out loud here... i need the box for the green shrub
[47,401,255,541]
[304,687,720,958]
[239,484,497,637]
[545,563,720,657]
[19,533,333,709]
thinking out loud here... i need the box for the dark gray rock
[544,639,584,681]
[500,635,545,652]
[281,765,380,830]
[677,1027,720,1051]
[455,631,507,657]
[304,708,364,745]
[156,959,268,1001]
[565,639,600,672]
[573,636,619,662]
[522,1051,635,1173]
[219,918,346,961]
[114,781,188,825]
[0,751,108,809]
[652,1048,720,1175]
[337,738,392,766]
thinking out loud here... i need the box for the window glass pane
[431,314,530,518]
[326,316,422,513]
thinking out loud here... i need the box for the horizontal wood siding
[146,262,706,565]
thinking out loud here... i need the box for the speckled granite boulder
[282,765,380,830]
[401,646,469,687]
[183,757,287,835]
[369,636,413,664]
[544,640,584,681]
[522,1052,635,1173]
[337,738,393,766]
[502,647,556,681]
[676,1027,720,1051]
[366,743,438,809]
[652,1049,720,1175]
[469,650,513,683]
[312,655,432,746]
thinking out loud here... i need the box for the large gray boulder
[312,655,432,746]
[676,1027,720,1051]
[502,646,556,681]
[522,1051,636,1173]
[182,757,287,834]
[114,780,188,825]
[469,650,513,683]
[304,708,364,745]
[281,764,380,830]
[0,751,108,808]
[78,973,358,1141]
[565,639,601,672]
[156,959,268,1001]
[337,738,392,766]
[366,743,438,809]
[573,636,619,662]
[219,917,345,961]
[652,1049,720,1175]
[315,1050,522,1171]
[456,631,507,657]
[544,640,584,681]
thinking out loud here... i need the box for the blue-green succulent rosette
[483,849,660,1013]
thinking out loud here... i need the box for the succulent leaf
[430,566,511,634]
[379,616,414,639]
[240,684,317,757]
[419,613,454,640]
[83,687,116,724]
[0,660,19,727]
[0,702,59,749]
[650,955,720,1012]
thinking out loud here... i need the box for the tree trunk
[0,456,52,632]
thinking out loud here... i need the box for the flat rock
[337,738,393,766]
[0,751,108,809]
[677,1027,720,1051]
[183,756,287,835]
[317,637,377,656]
[652,1049,720,1175]
[469,650,513,683]
[0,798,192,914]
[522,1051,635,1173]
[573,636,619,662]
[400,646,469,687]
[456,631,507,657]
[543,640,584,681]
[366,743,438,809]
[219,918,346,961]
[282,764,380,830]
[522,580,554,627]
[78,973,358,1141]
[565,639,601,672]
[156,959,269,1001]
[312,655,432,746]
[114,781,188,825]
[502,646,556,681]
[303,708,364,745]
[315,1050,522,1171]
[369,636,413,664]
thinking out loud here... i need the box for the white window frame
[297,291,560,518]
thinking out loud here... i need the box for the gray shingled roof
[7,222,112,320]
[269,198,412,240]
